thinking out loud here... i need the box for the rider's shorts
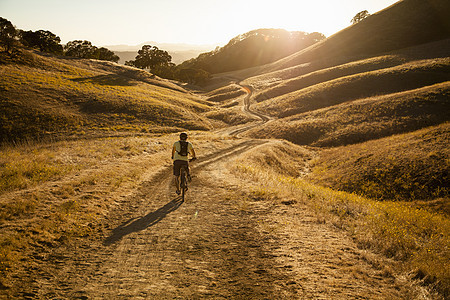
[173,160,188,176]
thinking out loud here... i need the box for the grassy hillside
[309,123,449,203]
[0,50,214,144]
[231,142,449,297]
[252,58,449,118]
[249,39,450,103]
[247,82,450,146]
[220,0,450,226]
[242,0,450,78]
[179,29,325,74]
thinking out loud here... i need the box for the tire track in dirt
[32,139,302,299]
[34,136,409,299]
[12,81,418,298]
[82,166,294,298]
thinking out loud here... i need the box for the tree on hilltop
[178,29,326,74]
[64,40,118,62]
[351,10,370,24]
[125,45,172,71]
[64,40,96,58]
[0,17,19,54]
[92,47,119,63]
[20,30,63,54]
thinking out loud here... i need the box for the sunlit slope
[252,58,449,118]
[237,0,450,79]
[247,82,449,146]
[0,50,213,143]
[309,122,449,203]
[248,39,450,102]
[239,0,450,146]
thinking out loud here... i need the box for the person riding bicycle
[172,132,196,195]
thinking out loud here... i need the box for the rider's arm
[171,145,176,159]
[190,147,196,159]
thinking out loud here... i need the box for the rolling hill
[1,0,450,297]
[205,0,450,206]
[178,29,325,74]
[236,0,450,79]
[0,50,214,143]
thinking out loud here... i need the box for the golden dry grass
[204,84,246,102]
[230,141,450,297]
[252,58,450,118]
[249,54,407,102]
[246,82,450,146]
[0,50,214,143]
[308,123,450,203]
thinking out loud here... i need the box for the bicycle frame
[178,157,195,201]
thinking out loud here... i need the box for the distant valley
[105,41,216,65]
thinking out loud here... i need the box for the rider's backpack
[177,141,188,156]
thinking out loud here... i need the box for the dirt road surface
[3,84,423,299]
[17,138,408,299]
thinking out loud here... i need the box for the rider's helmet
[180,132,188,140]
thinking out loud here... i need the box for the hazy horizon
[2,0,399,48]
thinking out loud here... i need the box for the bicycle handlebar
[189,157,197,162]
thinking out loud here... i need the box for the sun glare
[1,0,400,46]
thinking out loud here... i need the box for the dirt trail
[217,82,272,138]
[5,85,419,299]
[25,139,407,299]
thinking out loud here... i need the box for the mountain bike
[180,158,196,201]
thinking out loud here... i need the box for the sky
[1,0,400,48]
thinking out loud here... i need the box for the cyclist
[172,132,196,195]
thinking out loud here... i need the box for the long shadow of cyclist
[104,197,183,245]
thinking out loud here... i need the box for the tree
[64,41,119,62]
[0,17,19,54]
[20,30,63,54]
[307,32,326,43]
[351,10,370,24]
[64,40,96,58]
[127,45,172,71]
[93,47,119,63]
[177,68,210,85]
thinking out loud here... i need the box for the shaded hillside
[261,0,449,75]
[253,57,449,118]
[179,29,325,74]
[248,82,449,147]
[250,39,450,103]
[309,123,449,203]
[223,0,450,209]
[0,50,213,144]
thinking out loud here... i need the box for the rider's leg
[175,175,180,194]
[187,165,192,181]
[173,160,181,194]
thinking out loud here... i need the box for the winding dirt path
[221,83,272,138]
[5,86,421,299]
[25,139,407,299]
